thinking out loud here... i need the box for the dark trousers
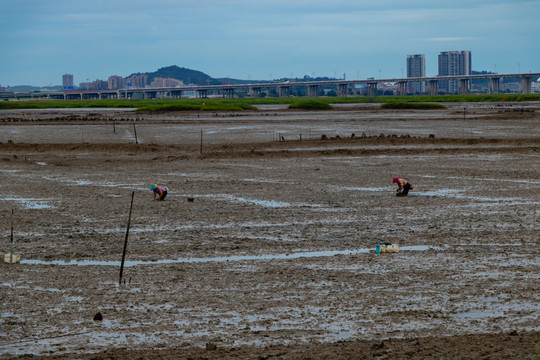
[401,183,411,195]
[158,191,167,201]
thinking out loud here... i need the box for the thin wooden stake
[10,208,14,267]
[200,130,203,154]
[119,191,135,285]
[533,205,537,244]
[133,124,138,144]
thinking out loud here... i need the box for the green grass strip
[1,93,539,111]
[288,100,334,110]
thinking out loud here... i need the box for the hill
[128,65,222,85]
[131,66,272,85]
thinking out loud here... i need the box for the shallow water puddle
[416,189,463,197]
[0,169,22,173]
[201,194,320,208]
[42,176,93,186]
[40,176,146,190]
[419,175,540,185]
[331,186,389,192]
[100,218,358,236]
[0,197,56,209]
[242,178,297,185]
[416,189,527,203]
[20,245,439,267]
[450,309,504,319]
[101,182,145,189]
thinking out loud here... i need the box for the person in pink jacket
[150,184,168,201]
[393,177,414,196]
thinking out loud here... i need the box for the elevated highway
[9,73,540,100]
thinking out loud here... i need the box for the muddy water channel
[0,103,539,358]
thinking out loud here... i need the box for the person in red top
[393,177,414,196]
[150,184,168,201]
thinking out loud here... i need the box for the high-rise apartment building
[126,74,148,88]
[108,75,125,89]
[438,51,471,93]
[149,77,184,88]
[62,74,74,90]
[86,80,108,90]
[406,54,426,93]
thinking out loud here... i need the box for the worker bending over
[393,177,414,196]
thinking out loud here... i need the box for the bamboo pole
[200,130,203,154]
[533,205,537,244]
[119,191,135,285]
[10,208,14,267]
[133,124,138,144]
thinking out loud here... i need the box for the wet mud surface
[1,103,539,359]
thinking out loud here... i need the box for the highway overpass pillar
[278,86,290,97]
[427,80,438,96]
[458,79,469,95]
[489,78,500,94]
[250,87,262,98]
[307,85,318,97]
[367,82,377,97]
[489,78,501,94]
[397,81,407,96]
[337,83,348,97]
[171,90,182,99]
[521,76,532,94]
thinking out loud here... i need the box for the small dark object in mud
[206,343,217,351]
[429,134,435,138]
[187,197,194,202]
[93,312,103,321]
[509,330,518,336]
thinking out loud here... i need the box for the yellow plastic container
[4,253,21,264]
[375,243,400,254]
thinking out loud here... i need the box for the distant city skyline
[1,0,538,87]
[23,51,539,91]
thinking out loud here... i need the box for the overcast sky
[1,0,538,86]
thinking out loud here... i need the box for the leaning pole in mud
[133,124,138,144]
[10,208,14,267]
[119,191,135,285]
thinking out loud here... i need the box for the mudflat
[1,102,539,359]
